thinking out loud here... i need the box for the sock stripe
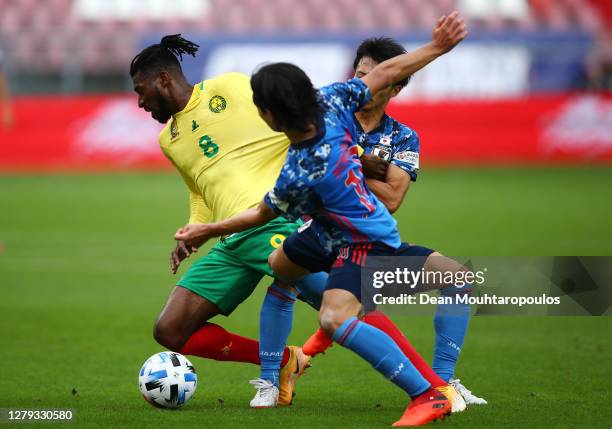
[266,286,296,303]
[336,318,359,345]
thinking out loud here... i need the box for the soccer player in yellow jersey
[130,35,316,407]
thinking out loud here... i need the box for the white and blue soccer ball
[138,351,197,409]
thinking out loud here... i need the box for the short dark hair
[353,37,410,88]
[129,34,199,77]
[251,63,323,133]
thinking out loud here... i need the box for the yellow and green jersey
[158,72,289,224]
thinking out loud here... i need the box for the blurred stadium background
[0,0,610,169]
[1,2,611,427]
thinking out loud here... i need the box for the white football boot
[449,378,488,405]
[436,384,467,413]
[249,378,279,408]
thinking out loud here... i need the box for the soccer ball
[138,351,197,409]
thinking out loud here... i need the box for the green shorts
[177,217,300,315]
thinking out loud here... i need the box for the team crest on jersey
[209,95,227,113]
[379,136,392,146]
[372,146,392,161]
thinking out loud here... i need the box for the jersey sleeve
[391,129,420,182]
[263,163,299,215]
[164,153,213,224]
[320,78,372,115]
[188,190,213,224]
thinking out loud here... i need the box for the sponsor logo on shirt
[394,150,419,167]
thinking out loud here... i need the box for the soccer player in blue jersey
[175,12,468,426]
[297,37,486,407]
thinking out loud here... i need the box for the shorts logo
[270,234,286,248]
[298,219,313,233]
[209,95,227,113]
[332,247,350,269]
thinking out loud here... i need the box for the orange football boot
[392,388,451,427]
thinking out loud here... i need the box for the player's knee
[268,247,291,278]
[153,320,185,352]
[268,248,280,271]
[318,307,350,338]
[318,309,336,338]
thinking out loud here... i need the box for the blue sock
[433,284,472,381]
[292,272,328,310]
[333,317,430,397]
[259,282,296,387]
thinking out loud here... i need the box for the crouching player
[176,13,468,425]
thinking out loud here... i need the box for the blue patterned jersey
[264,78,401,253]
[356,114,420,181]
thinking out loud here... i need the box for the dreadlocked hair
[129,34,199,77]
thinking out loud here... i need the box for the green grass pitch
[1,167,611,428]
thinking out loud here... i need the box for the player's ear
[158,71,172,88]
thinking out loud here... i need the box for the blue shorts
[283,222,434,302]
[282,222,336,273]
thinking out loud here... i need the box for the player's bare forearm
[212,202,277,236]
[365,165,411,214]
[366,178,400,213]
[362,11,467,96]
[174,201,278,247]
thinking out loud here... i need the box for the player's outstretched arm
[174,201,278,248]
[361,11,467,97]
